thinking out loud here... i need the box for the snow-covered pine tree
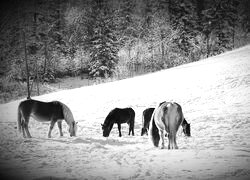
[88,0,119,78]
[201,0,239,55]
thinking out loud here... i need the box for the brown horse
[141,108,155,136]
[17,99,77,138]
[149,102,187,149]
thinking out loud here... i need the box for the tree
[201,0,239,56]
[88,0,119,78]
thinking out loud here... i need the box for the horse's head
[69,121,78,137]
[141,128,148,136]
[182,120,191,137]
[101,123,112,137]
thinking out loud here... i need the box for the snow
[0,45,250,180]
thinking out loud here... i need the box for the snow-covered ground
[0,45,250,180]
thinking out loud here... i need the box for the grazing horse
[141,108,155,136]
[17,99,77,138]
[149,101,188,149]
[182,118,191,137]
[101,108,135,137]
[142,106,191,137]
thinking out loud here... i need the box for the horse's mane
[53,101,75,125]
[103,108,117,126]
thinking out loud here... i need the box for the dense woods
[0,0,250,100]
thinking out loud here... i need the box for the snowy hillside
[0,45,250,180]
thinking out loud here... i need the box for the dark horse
[142,107,190,137]
[149,102,189,149]
[17,99,77,138]
[141,108,155,136]
[101,108,135,137]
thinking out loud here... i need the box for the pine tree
[88,0,119,78]
[202,0,239,55]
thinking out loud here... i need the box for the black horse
[141,108,155,136]
[141,106,191,137]
[17,99,77,138]
[101,108,135,137]
[182,118,191,137]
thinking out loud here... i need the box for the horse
[142,106,191,137]
[17,99,77,138]
[101,108,135,137]
[141,108,155,136]
[149,101,188,149]
[182,117,191,137]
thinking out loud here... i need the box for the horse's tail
[141,110,146,136]
[17,104,22,133]
[149,113,160,147]
[59,102,75,124]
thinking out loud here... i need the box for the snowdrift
[0,45,250,180]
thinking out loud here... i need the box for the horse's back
[18,99,36,116]
[118,107,135,122]
[19,99,64,121]
[154,102,183,132]
[107,107,134,124]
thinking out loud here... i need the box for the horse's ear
[76,122,78,125]
[101,123,103,127]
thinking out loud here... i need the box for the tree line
[0,0,249,83]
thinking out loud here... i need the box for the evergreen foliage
[0,0,249,83]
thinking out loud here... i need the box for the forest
[0,0,250,101]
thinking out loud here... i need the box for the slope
[0,45,250,180]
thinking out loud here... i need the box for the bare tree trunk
[23,30,31,99]
[33,0,39,95]
[161,40,165,62]
[206,33,210,58]
[35,58,40,95]
[232,22,235,49]
[43,39,48,79]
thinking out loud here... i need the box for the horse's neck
[65,119,74,126]
[182,119,187,126]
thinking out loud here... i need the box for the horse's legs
[159,129,165,149]
[168,132,173,149]
[57,120,63,137]
[131,123,135,136]
[168,132,178,149]
[48,120,56,138]
[130,117,135,136]
[173,133,178,149]
[129,123,134,136]
[22,116,32,138]
[21,120,26,138]
[141,128,144,136]
[24,122,32,138]
[141,128,148,136]
[118,123,122,137]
